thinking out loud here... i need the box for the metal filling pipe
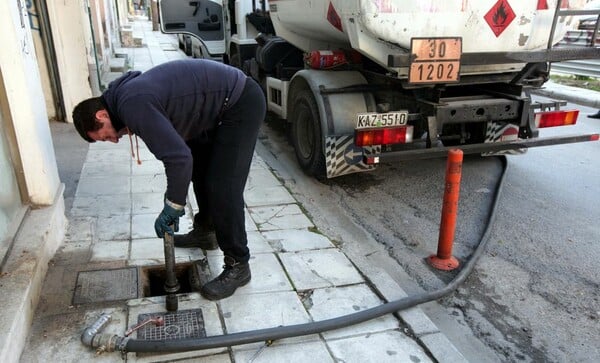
[163,228,180,311]
[83,156,508,354]
[81,313,111,346]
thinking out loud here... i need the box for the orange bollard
[427,149,463,271]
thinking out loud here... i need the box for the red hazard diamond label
[484,0,516,37]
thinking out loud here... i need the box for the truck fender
[288,70,380,178]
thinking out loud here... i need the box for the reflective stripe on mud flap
[482,122,527,156]
[325,135,380,178]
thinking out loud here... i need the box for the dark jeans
[186,78,265,263]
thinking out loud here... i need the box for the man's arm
[120,97,193,206]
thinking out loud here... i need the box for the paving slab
[244,185,296,207]
[219,290,311,334]
[306,284,400,340]
[80,159,132,177]
[96,215,131,241]
[246,166,282,188]
[131,159,164,175]
[64,216,95,242]
[129,238,191,266]
[262,229,335,252]
[131,174,167,193]
[246,230,276,253]
[249,204,314,231]
[279,249,364,290]
[20,308,128,363]
[244,210,258,231]
[132,192,163,214]
[90,241,129,262]
[71,195,131,217]
[326,330,433,363]
[75,175,131,196]
[234,340,334,363]
[51,241,92,266]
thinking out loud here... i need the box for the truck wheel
[291,90,326,177]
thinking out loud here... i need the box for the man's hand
[155,199,185,238]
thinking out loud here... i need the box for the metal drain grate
[73,267,138,304]
[136,309,206,340]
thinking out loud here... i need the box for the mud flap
[482,122,527,156]
[325,135,380,178]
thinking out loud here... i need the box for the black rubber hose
[125,156,509,353]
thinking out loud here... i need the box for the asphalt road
[256,99,600,363]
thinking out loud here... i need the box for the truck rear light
[355,126,414,147]
[534,110,579,128]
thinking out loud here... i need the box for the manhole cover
[73,267,138,304]
[135,309,206,340]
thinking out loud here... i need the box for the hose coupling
[81,313,111,346]
[91,333,128,355]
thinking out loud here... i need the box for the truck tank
[269,0,586,75]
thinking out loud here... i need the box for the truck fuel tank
[269,0,583,55]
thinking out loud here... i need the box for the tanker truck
[158,0,600,178]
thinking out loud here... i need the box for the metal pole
[163,228,179,311]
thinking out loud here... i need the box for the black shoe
[588,111,600,119]
[200,256,251,300]
[174,226,218,249]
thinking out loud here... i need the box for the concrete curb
[0,185,65,363]
[530,81,600,109]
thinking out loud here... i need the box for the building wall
[45,1,94,123]
[0,0,122,207]
[0,72,26,262]
[0,0,61,206]
[91,0,109,70]
[25,1,57,120]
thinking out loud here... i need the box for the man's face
[87,110,127,143]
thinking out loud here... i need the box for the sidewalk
[19,20,465,362]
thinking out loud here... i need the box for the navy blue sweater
[101,59,247,205]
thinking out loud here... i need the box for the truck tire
[291,90,326,177]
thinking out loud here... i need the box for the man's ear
[95,109,110,122]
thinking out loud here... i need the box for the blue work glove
[154,199,185,238]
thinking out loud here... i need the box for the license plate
[409,37,461,84]
[356,111,408,129]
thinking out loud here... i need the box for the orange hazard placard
[409,37,462,84]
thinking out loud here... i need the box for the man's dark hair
[72,97,105,143]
